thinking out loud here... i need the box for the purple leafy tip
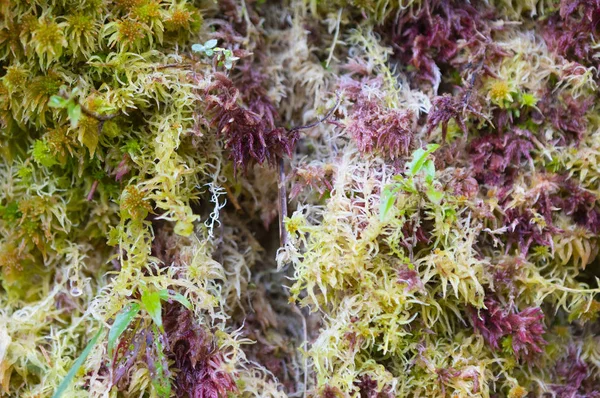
[471,298,547,362]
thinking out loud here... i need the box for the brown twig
[224,184,242,212]
[277,157,289,246]
[289,91,341,134]
[277,92,341,247]
[80,103,120,122]
[57,92,120,123]
[155,63,192,70]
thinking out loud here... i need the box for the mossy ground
[1,0,600,397]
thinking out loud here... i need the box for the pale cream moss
[494,30,597,99]
[490,0,556,19]
[281,146,499,395]
[306,0,420,23]
[278,15,600,394]
[283,145,600,395]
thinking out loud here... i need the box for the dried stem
[80,104,120,122]
[289,91,341,134]
[57,92,120,123]
[277,93,340,246]
[278,157,288,247]
[155,63,192,70]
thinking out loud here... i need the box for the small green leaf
[204,48,214,57]
[68,104,82,128]
[141,290,163,331]
[48,95,67,108]
[426,186,444,204]
[52,329,102,398]
[423,159,436,184]
[407,144,440,177]
[158,289,192,310]
[108,303,140,358]
[191,44,204,53]
[379,186,396,222]
[204,39,218,49]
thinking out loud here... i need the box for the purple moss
[471,298,547,362]
[534,92,593,143]
[341,77,414,159]
[205,72,297,170]
[469,129,534,188]
[164,305,237,398]
[544,0,600,66]
[383,0,501,84]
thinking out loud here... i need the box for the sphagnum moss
[1,0,600,397]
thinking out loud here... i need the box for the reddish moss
[383,0,501,83]
[534,92,593,143]
[164,305,237,398]
[469,129,534,188]
[204,72,297,170]
[341,78,414,159]
[471,298,547,362]
[544,0,600,66]
[355,375,394,398]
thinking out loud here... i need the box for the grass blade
[158,289,192,310]
[108,303,140,358]
[52,329,102,398]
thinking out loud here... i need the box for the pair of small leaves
[108,289,192,358]
[49,90,82,129]
[380,144,443,222]
[218,49,240,70]
[407,144,439,179]
[191,39,240,70]
[191,39,218,55]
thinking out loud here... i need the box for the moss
[1,0,600,397]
